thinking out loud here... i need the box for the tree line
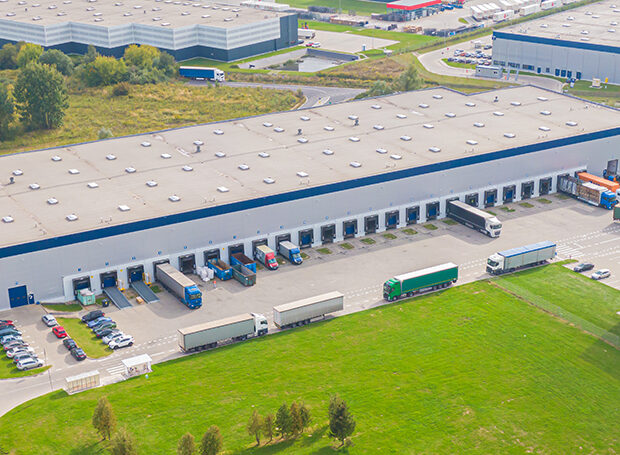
[91,394,356,454]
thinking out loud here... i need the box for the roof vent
[581,37,590,41]
[466,139,478,145]
[371,104,381,109]
[418,103,429,108]
[537,96,548,101]
[390,154,402,160]
[141,141,151,147]
[298,137,309,143]
[125,167,136,173]
[504,133,516,138]
[540,24,548,28]
[510,101,521,106]
[215,151,226,158]
[474,122,484,128]
[465,102,476,107]
[66,214,78,221]
[51,155,62,161]
[153,16,161,20]
[263,122,273,127]
[433,94,443,99]
[566,121,578,126]
[161,22,171,26]
[348,115,358,120]
[182,165,193,172]
[273,127,284,133]
[182,10,190,15]
[297,171,309,177]
[540,110,551,115]
[349,137,360,142]
[428,147,441,153]
[258,152,270,158]
[87,182,99,188]
[324,126,334,131]
[609,28,616,32]
[2,216,13,223]
[396,114,407,119]
[263,177,275,184]
[6,12,14,16]
[493,111,504,116]
[161,153,172,159]
[106,154,116,160]
[213,129,224,135]
[323,149,334,155]
[146,180,158,187]
[400,135,412,141]
[539,126,550,132]
[217,186,229,193]
[423,124,434,129]
[376,148,387,154]
[68,168,80,175]
[118,205,130,212]
[29,183,40,190]
[124,12,132,16]
[373,125,384,130]
[445,112,456,118]
[349,161,362,168]
[169,195,181,202]
[12,169,23,176]
[300,116,310,121]
[47,198,58,205]
[581,30,589,35]
[238,164,249,170]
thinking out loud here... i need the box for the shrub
[112,82,130,96]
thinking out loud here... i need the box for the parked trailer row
[446,200,502,237]
[178,292,344,351]
[486,241,556,275]
[558,175,617,210]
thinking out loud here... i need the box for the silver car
[6,346,34,358]
[42,314,58,327]
[16,357,43,370]
[102,331,124,345]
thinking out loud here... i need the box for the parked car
[0,322,15,329]
[62,338,77,351]
[484,44,492,50]
[81,310,104,323]
[52,326,68,338]
[0,320,13,325]
[13,352,36,363]
[70,347,87,361]
[95,328,119,339]
[3,340,27,351]
[42,314,58,327]
[87,317,112,329]
[0,327,21,338]
[6,346,34,358]
[304,41,314,47]
[311,42,321,48]
[109,336,134,350]
[591,269,611,280]
[102,332,125,345]
[1,335,23,346]
[93,322,117,334]
[573,263,595,273]
[16,357,43,371]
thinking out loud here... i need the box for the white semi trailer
[178,313,268,351]
[273,291,344,329]
[486,241,556,275]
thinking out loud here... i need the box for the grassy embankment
[1,264,618,453]
[57,318,112,359]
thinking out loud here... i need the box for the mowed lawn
[1,265,619,454]
[57,318,111,359]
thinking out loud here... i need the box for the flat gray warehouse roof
[0,0,286,27]
[1,85,619,248]
[497,0,620,48]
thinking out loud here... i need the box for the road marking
[107,365,125,375]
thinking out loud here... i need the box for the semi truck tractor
[178,313,268,351]
[558,175,617,209]
[230,253,257,273]
[446,200,502,237]
[614,206,620,221]
[278,241,303,265]
[383,263,458,301]
[155,263,202,309]
[232,264,256,286]
[273,291,344,328]
[206,259,233,281]
[486,240,556,275]
[178,66,225,82]
[255,245,279,270]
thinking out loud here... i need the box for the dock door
[406,206,419,225]
[8,285,28,308]
[153,259,170,281]
[484,189,497,207]
[298,229,314,248]
[101,271,132,309]
[364,215,378,234]
[539,177,551,195]
[385,210,399,230]
[321,224,336,244]
[178,254,196,274]
[127,265,144,283]
[275,234,291,250]
[521,181,534,199]
[465,193,479,207]
[426,202,439,220]
[72,276,91,297]
[228,244,245,262]
[100,271,117,289]
[204,249,220,263]
[252,238,268,256]
[343,220,357,239]
[127,265,159,303]
[503,185,516,203]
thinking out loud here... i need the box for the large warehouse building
[0,86,619,310]
[492,0,620,83]
[0,0,297,61]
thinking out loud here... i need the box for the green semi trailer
[383,263,458,301]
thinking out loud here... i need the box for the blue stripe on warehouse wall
[1,127,619,260]
[492,31,620,55]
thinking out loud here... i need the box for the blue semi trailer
[179,66,225,82]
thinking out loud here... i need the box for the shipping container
[273,291,344,328]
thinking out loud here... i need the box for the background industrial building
[492,0,620,83]
[0,85,619,310]
[0,0,298,61]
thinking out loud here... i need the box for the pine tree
[328,395,356,446]
[200,426,223,455]
[262,413,274,443]
[275,403,292,439]
[177,432,196,455]
[109,427,138,455]
[247,410,263,446]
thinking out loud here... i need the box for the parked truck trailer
[557,175,616,209]
[577,172,620,194]
[614,206,620,221]
[383,263,458,301]
[155,263,202,309]
[446,200,502,237]
[278,241,303,265]
[179,66,225,82]
[273,291,344,328]
[486,240,556,275]
[178,313,268,351]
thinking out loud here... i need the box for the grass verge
[300,252,310,260]
[316,247,332,255]
[442,219,458,225]
[340,242,354,250]
[1,264,619,453]
[0,357,51,379]
[149,285,162,294]
[423,223,438,230]
[382,233,397,239]
[441,58,475,70]
[555,194,570,200]
[500,206,516,212]
[537,198,552,204]
[485,210,497,216]
[42,303,82,312]
[402,228,418,235]
[519,202,534,208]
[57,318,111,359]
[360,238,376,245]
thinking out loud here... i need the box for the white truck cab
[486,253,504,273]
[251,313,269,336]
[485,217,502,238]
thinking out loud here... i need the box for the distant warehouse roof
[387,0,442,11]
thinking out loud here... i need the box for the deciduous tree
[39,49,74,76]
[0,82,14,139]
[177,432,196,455]
[200,426,223,455]
[395,64,421,92]
[275,403,292,439]
[124,44,160,68]
[262,413,274,443]
[247,410,263,446]
[16,43,43,68]
[92,397,117,441]
[109,427,138,455]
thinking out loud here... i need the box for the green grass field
[281,0,387,16]
[57,318,111,359]
[42,303,82,312]
[0,356,51,379]
[1,264,619,454]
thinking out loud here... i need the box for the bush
[80,56,128,87]
[112,82,130,96]
[98,127,113,139]
[16,43,43,68]
[39,50,74,76]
